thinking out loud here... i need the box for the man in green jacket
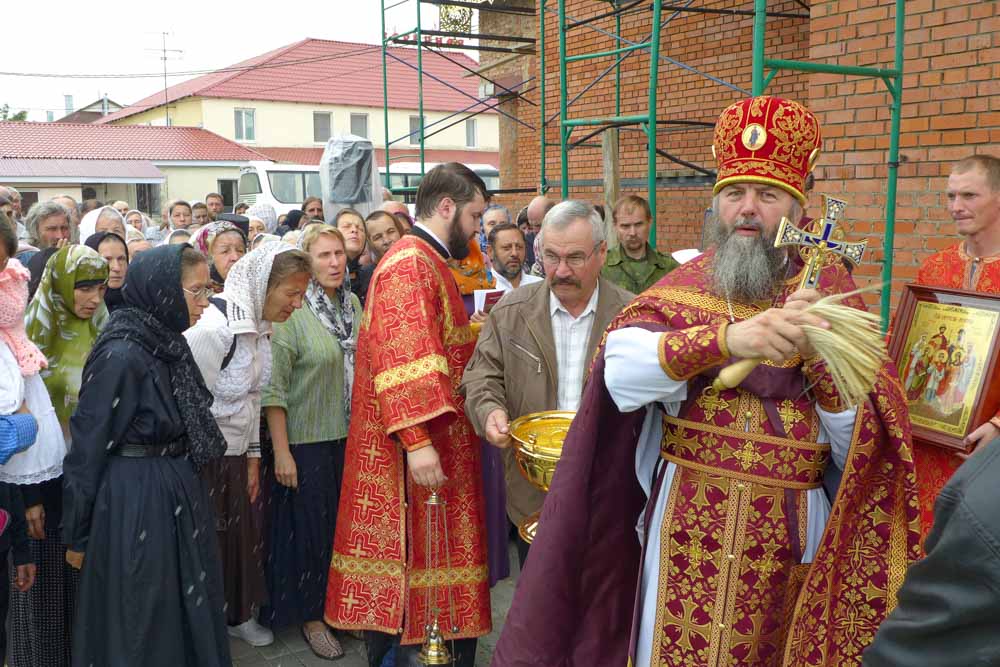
[601,194,678,293]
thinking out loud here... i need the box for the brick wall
[809,0,1000,310]
[489,0,1000,313]
[486,0,809,251]
[479,0,536,206]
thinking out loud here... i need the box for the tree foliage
[0,104,28,121]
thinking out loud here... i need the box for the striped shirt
[550,286,599,412]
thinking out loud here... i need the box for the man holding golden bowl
[492,97,919,667]
[462,200,633,567]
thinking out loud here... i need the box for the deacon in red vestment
[912,154,1000,539]
[324,163,491,667]
[493,96,920,667]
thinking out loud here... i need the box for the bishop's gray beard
[708,216,788,304]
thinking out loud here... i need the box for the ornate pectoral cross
[775,195,867,289]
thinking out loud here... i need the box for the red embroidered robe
[324,234,491,644]
[628,253,919,666]
[491,251,920,667]
[913,243,1000,538]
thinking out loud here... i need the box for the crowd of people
[0,93,999,667]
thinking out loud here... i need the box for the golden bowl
[509,410,575,493]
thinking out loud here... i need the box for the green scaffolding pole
[555,0,663,238]
[381,0,392,197]
[751,0,905,331]
[540,0,549,193]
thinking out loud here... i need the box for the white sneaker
[227,618,275,647]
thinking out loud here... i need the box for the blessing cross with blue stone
[774,195,867,289]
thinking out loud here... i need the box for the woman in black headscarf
[61,244,232,667]
[276,209,305,237]
[84,231,129,312]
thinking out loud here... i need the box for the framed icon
[889,285,1000,453]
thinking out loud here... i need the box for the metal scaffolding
[751,0,906,328]
[381,1,905,326]
[379,0,539,198]
[543,0,807,245]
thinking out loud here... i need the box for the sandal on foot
[302,625,345,661]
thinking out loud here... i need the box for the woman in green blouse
[262,224,361,660]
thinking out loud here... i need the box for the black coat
[0,482,29,565]
[61,245,230,667]
[863,436,1000,667]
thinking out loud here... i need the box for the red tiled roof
[255,146,498,168]
[0,122,271,162]
[0,158,164,182]
[96,38,492,125]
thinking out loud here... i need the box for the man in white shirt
[462,200,633,566]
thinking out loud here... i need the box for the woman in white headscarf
[183,242,313,649]
[246,203,278,235]
[77,206,126,246]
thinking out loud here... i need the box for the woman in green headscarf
[13,245,107,667]
[25,245,109,430]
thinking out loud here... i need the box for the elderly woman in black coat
[61,244,232,667]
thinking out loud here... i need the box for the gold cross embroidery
[362,444,380,467]
[696,388,731,421]
[732,441,764,471]
[777,399,805,432]
[688,472,713,509]
[750,549,781,581]
[732,612,778,665]
[349,544,367,558]
[357,491,378,517]
[675,529,710,577]
[790,450,827,483]
[670,598,710,653]
[342,591,361,613]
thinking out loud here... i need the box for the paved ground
[232,543,519,666]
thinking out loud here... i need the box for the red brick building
[480,0,1000,309]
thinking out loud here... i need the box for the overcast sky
[4,0,475,122]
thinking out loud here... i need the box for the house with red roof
[0,121,269,215]
[97,38,499,194]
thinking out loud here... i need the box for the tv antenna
[145,32,183,125]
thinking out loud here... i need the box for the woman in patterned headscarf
[14,244,107,667]
[190,221,248,293]
[184,241,313,649]
[25,245,108,433]
[247,203,278,235]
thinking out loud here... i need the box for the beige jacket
[461,277,634,525]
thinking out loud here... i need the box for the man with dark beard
[325,163,493,667]
[488,222,542,292]
[492,96,918,667]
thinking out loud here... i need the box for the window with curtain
[234,108,256,141]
